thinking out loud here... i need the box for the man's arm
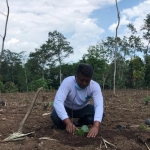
[87,82,103,138]
[54,77,78,134]
[93,121,100,128]
[92,82,104,123]
[54,78,70,121]
[63,118,78,134]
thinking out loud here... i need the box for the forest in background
[0,13,150,93]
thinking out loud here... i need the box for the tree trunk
[114,0,120,95]
[0,0,9,69]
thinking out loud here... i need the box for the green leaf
[49,102,54,107]
[145,96,150,102]
[81,125,89,132]
[77,129,84,136]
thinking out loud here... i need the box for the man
[51,63,104,138]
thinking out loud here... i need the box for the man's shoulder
[90,80,101,89]
[90,79,99,85]
[63,76,75,83]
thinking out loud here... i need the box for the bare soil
[0,89,150,150]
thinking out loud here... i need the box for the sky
[0,0,150,63]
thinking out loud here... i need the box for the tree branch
[113,0,120,95]
[18,87,43,133]
[0,11,7,16]
[0,0,9,69]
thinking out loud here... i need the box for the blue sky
[0,0,150,63]
[90,0,145,38]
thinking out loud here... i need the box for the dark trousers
[51,104,95,129]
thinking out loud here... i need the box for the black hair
[76,63,93,77]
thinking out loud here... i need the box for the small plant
[144,96,150,105]
[127,98,131,102]
[140,124,147,130]
[77,125,89,136]
[49,101,54,107]
[43,101,54,110]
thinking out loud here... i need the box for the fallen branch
[99,140,102,150]
[18,87,43,132]
[145,142,150,150]
[103,139,107,148]
[42,112,51,116]
[39,137,58,141]
[2,87,43,142]
[100,137,117,149]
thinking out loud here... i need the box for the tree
[0,50,24,82]
[47,30,73,84]
[141,13,150,56]
[127,23,144,58]
[0,0,9,69]
[49,62,78,89]
[144,55,150,86]
[120,36,131,61]
[126,57,145,88]
[0,50,26,92]
[114,0,120,94]
[81,43,109,89]
[118,36,131,86]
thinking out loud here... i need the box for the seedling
[43,101,54,110]
[127,98,131,102]
[49,101,54,107]
[144,96,150,105]
[140,124,147,130]
[77,125,89,136]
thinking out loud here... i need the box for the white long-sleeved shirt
[54,76,104,122]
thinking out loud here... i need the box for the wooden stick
[18,87,43,132]
[99,140,102,150]
[102,138,107,149]
[145,143,150,150]
[101,137,117,149]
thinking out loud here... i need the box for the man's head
[75,63,93,89]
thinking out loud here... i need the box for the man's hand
[87,121,100,138]
[66,122,78,134]
[63,118,78,135]
[87,126,99,138]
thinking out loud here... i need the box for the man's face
[75,73,91,89]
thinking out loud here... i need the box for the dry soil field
[0,89,150,150]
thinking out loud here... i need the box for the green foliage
[80,43,109,85]
[81,125,89,132]
[4,82,18,93]
[77,129,84,136]
[141,13,150,55]
[127,98,131,102]
[139,124,150,131]
[144,96,150,102]
[77,125,89,136]
[126,57,145,88]
[1,20,150,92]
[29,78,48,91]
[49,101,54,107]
[0,81,5,92]
[144,55,150,86]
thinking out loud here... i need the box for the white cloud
[109,15,130,32]
[108,0,150,41]
[6,38,19,45]
[121,0,150,19]
[1,0,148,63]
[0,0,115,63]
